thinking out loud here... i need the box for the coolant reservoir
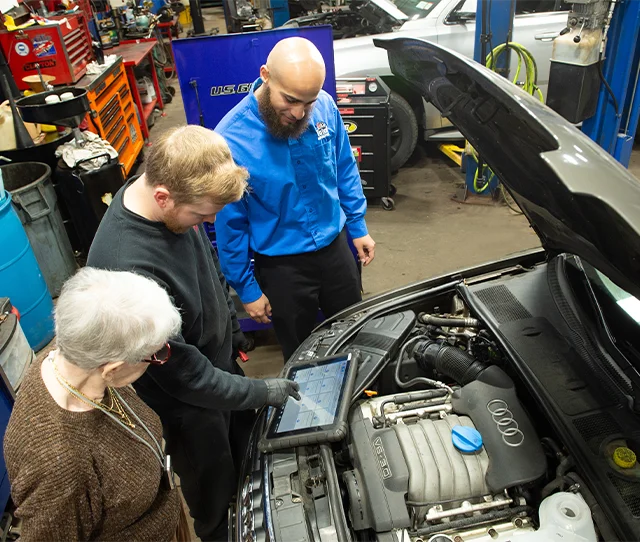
[537,492,598,541]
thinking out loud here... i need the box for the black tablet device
[258,352,358,453]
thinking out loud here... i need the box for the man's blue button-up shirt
[214,79,368,304]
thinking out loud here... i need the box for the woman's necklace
[51,357,135,429]
[48,354,173,488]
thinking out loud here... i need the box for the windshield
[592,268,640,326]
[577,260,640,370]
[392,0,442,19]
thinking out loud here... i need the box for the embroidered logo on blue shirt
[315,121,330,140]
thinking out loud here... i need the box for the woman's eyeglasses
[143,343,171,365]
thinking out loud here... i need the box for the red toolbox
[0,13,93,91]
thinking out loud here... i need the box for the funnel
[16,87,90,128]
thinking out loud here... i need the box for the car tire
[389,91,418,171]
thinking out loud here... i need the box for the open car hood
[374,37,640,299]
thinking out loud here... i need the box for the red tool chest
[0,13,93,91]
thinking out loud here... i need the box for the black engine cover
[452,365,547,491]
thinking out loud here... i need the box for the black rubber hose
[418,314,481,328]
[413,341,489,385]
[539,453,576,499]
[320,445,352,542]
[414,505,532,536]
[541,474,573,500]
[540,437,565,462]
[556,455,575,479]
[564,472,619,542]
[395,336,454,391]
[597,58,619,118]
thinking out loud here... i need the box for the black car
[231,38,640,542]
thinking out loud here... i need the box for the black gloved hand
[232,329,253,359]
[264,378,301,407]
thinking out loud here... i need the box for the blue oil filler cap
[452,425,483,453]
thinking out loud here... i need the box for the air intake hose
[412,340,488,386]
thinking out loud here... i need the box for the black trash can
[55,155,126,255]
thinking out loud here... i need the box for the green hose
[484,42,544,102]
[469,145,495,193]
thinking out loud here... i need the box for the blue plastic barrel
[0,193,55,351]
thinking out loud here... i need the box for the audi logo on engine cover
[487,399,525,447]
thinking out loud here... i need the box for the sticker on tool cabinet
[14,42,29,56]
[315,121,330,140]
[130,123,138,143]
[344,121,358,134]
[24,59,56,70]
[33,35,56,57]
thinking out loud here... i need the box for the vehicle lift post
[581,0,640,168]
[189,0,205,35]
[462,0,515,199]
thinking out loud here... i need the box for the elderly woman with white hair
[4,267,185,542]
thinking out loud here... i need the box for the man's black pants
[254,230,362,361]
[162,399,255,541]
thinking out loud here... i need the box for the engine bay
[235,259,640,542]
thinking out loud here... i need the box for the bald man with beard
[215,37,376,361]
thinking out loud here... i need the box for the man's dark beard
[258,85,310,140]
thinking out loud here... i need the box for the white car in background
[326,0,571,169]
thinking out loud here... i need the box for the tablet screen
[272,356,349,434]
